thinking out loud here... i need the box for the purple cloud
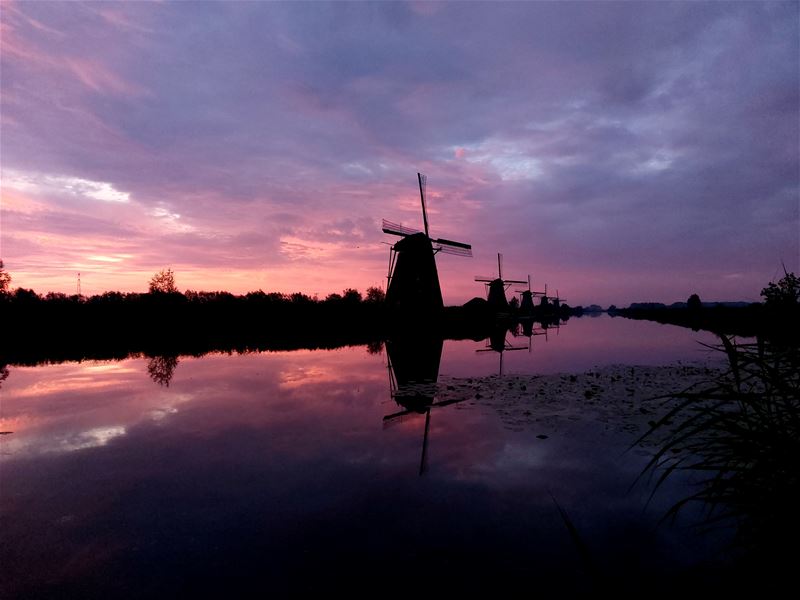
[1,1,797,305]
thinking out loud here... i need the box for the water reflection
[0,362,9,389]
[476,324,527,375]
[384,336,471,475]
[0,363,10,437]
[0,317,742,598]
[517,317,551,351]
[146,355,179,387]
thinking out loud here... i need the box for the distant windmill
[383,173,472,314]
[515,276,564,311]
[537,285,566,310]
[515,275,547,315]
[475,253,527,313]
[552,289,564,310]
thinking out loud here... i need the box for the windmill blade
[475,276,496,282]
[433,236,470,250]
[433,237,472,257]
[418,172,429,238]
[382,219,422,238]
[497,253,503,279]
[504,279,528,285]
[435,243,473,257]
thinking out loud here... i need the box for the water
[0,316,733,598]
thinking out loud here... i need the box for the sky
[1,1,798,306]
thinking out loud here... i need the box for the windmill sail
[475,253,525,284]
[382,219,423,238]
[433,237,472,257]
[418,172,429,237]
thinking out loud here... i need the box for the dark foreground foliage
[639,335,800,592]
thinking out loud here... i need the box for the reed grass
[637,335,800,575]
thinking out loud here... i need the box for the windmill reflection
[146,355,179,387]
[519,319,549,352]
[476,325,527,375]
[383,336,467,476]
[518,317,561,351]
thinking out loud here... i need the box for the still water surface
[1,316,730,598]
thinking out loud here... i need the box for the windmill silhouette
[475,253,527,313]
[383,173,472,314]
[515,276,565,314]
[516,275,548,315]
[551,289,564,310]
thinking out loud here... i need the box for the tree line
[0,265,386,307]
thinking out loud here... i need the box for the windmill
[382,173,472,314]
[515,276,565,313]
[551,289,565,310]
[475,253,527,313]
[538,285,566,313]
[515,275,547,316]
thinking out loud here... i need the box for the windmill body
[486,279,511,312]
[383,173,471,316]
[385,233,444,312]
[520,290,535,314]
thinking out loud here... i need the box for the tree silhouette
[687,293,702,311]
[761,271,799,309]
[342,288,362,303]
[0,260,11,293]
[365,286,385,303]
[149,268,177,294]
